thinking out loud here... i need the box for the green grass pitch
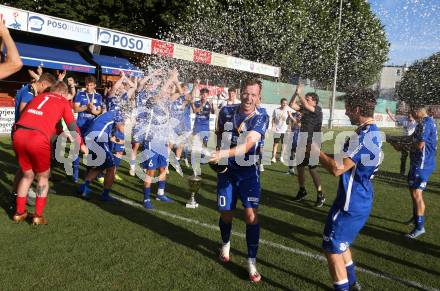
[0,131,439,290]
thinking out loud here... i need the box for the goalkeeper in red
[12,82,85,225]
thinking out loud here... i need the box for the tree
[168,0,389,90]
[398,52,440,105]
[5,0,389,89]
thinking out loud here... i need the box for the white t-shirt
[396,116,417,136]
[272,107,293,134]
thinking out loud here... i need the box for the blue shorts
[112,130,125,153]
[87,141,115,169]
[408,167,433,190]
[112,143,125,153]
[217,167,260,211]
[322,205,371,254]
[141,151,168,170]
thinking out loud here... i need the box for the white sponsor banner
[227,56,280,78]
[0,5,28,31]
[0,107,15,134]
[27,12,97,43]
[97,28,152,54]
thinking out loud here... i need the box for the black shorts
[273,133,285,144]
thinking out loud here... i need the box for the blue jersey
[410,116,438,171]
[85,111,115,141]
[336,123,383,212]
[107,92,128,123]
[15,84,36,122]
[217,104,269,169]
[74,91,103,125]
[135,89,156,121]
[170,95,192,132]
[194,100,212,131]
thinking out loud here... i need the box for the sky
[369,0,440,66]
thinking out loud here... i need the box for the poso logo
[28,16,44,32]
[99,31,111,44]
[100,30,145,51]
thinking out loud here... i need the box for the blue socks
[334,279,349,291]
[158,181,165,190]
[114,156,121,168]
[416,215,425,230]
[246,224,260,259]
[219,218,232,244]
[102,189,110,196]
[143,187,151,201]
[73,157,80,180]
[346,261,356,286]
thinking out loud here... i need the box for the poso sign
[27,12,97,43]
[97,29,152,54]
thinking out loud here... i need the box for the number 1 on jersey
[37,96,50,110]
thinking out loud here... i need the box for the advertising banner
[151,40,174,58]
[0,107,15,134]
[173,44,194,61]
[0,5,28,31]
[193,49,212,64]
[27,12,97,43]
[97,28,152,54]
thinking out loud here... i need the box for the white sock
[247,258,257,274]
[221,241,230,255]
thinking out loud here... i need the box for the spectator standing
[386,107,417,175]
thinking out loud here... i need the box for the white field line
[114,195,439,291]
[0,159,437,291]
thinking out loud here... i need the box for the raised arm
[0,22,22,79]
[289,86,301,111]
[385,107,397,122]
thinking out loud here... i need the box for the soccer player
[0,21,22,79]
[210,79,269,283]
[130,71,161,176]
[104,73,137,182]
[77,110,120,201]
[140,69,181,209]
[140,102,174,209]
[15,73,56,122]
[11,73,56,205]
[12,82,85,225]
[317,89,382,291]
[191,83,215,148]
[218,86,241,109]
[169,83,193,166]
[271,98,292,163]
[73,76,103,182]
[289,84,325,207]
[391,105,437,238]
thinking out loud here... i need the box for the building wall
[372,65,407,100]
